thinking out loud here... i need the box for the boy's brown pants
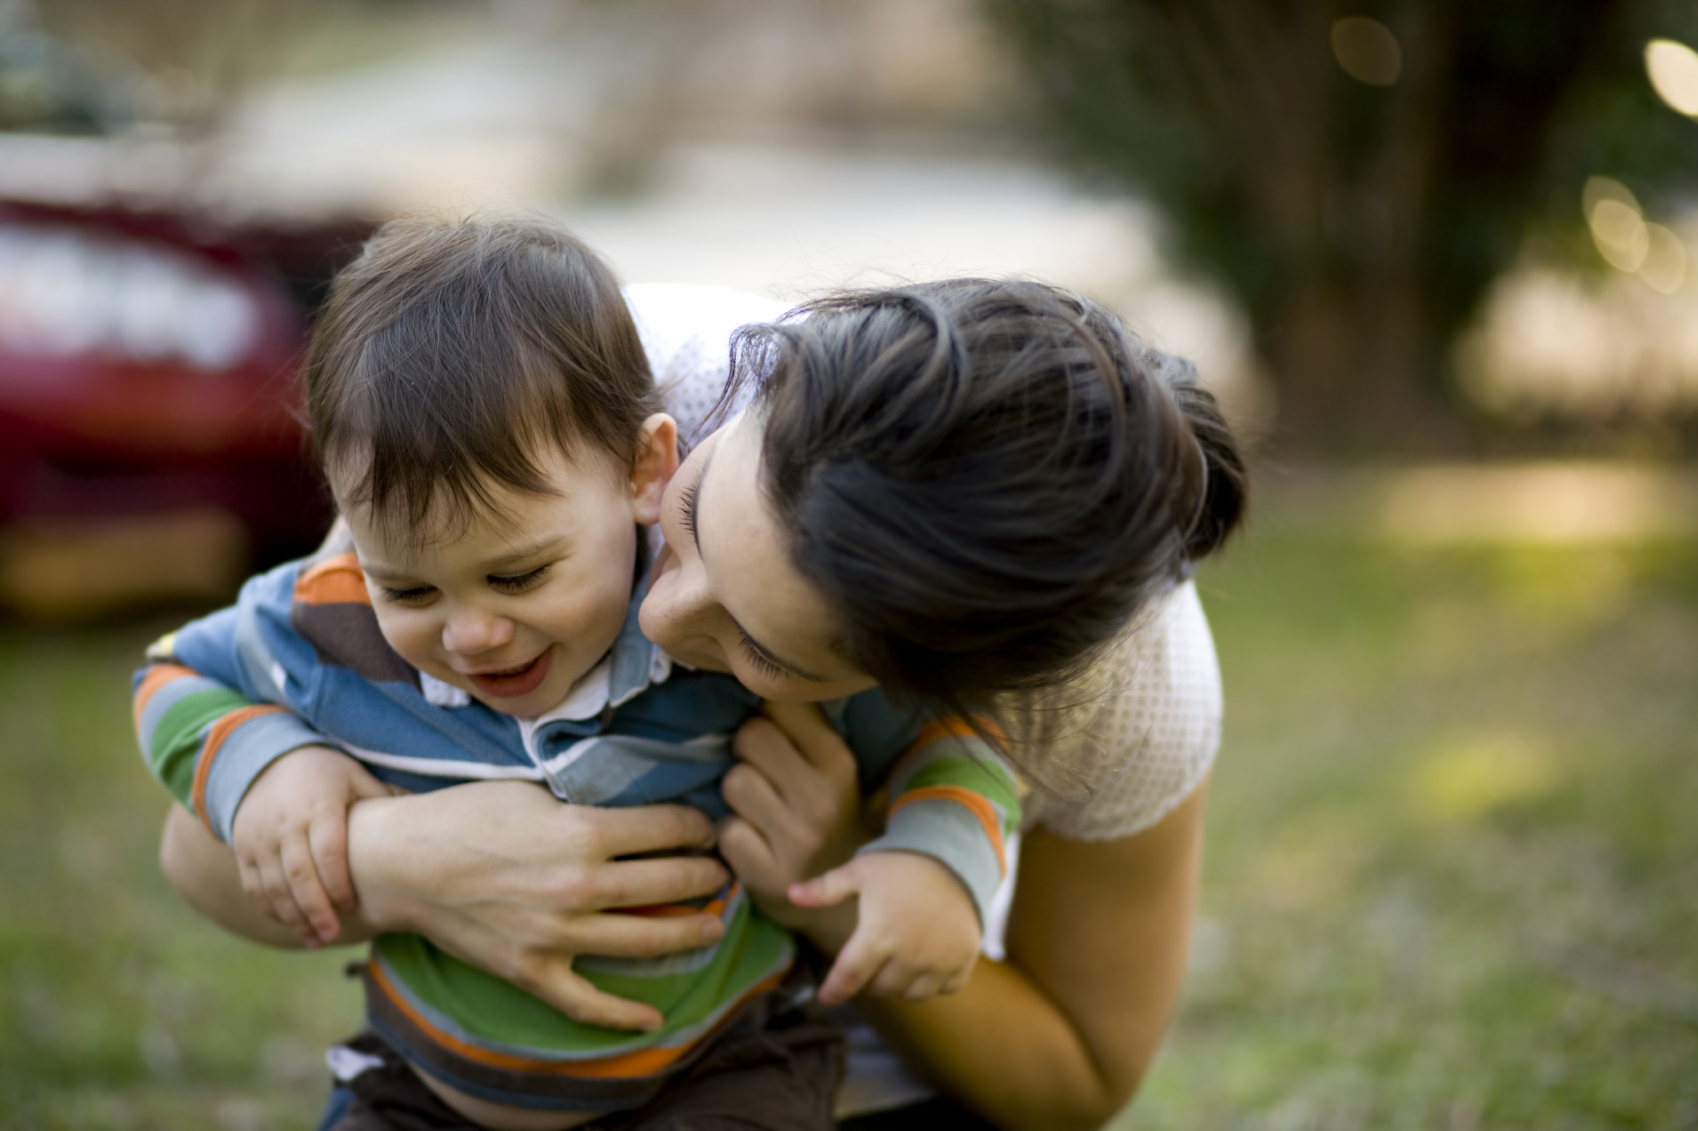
[327,991,844,1131]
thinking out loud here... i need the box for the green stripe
[372,904,791,1056]
[901,745,1022,830]
[147,687,252,810]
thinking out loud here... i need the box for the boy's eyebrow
[692,448,832,684]
[359,535,566,584]
[480,535,569,571]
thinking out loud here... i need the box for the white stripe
[337,741,545,782]
[537,735,603,778]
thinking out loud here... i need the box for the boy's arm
[134,561,341,844]
[135,636,333,844]
[752,706,1023,1004]
[135,594,396,944]
[855,719,1023,930]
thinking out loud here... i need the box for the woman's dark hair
[733,278,1246,747]
[304,216,657,541]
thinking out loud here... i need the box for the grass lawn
[1138,519,1698,1129]
[1,483,1694,1129]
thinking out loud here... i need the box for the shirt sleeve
[132,566,334,843]
[1018,581,1223,841]
[856,721,1023,928]
[623,283,790,446]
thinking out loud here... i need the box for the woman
[161,278,1245,1131]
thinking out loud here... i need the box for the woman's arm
[855,789,1205,1131]
[159,780,737,1029]
[720,703,1204,1131]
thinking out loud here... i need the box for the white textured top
[624,282,1223,842]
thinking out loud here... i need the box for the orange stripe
[888,785,1007,878]
[890,716,1006,783]
[293,552,370,606]
[191,705,289,835]
[367,960,789,1078]
[912,718,977,748]
[134,663,197,733]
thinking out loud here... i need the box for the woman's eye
[489,565,549,593]
[678,479,700,542]
[382,586,436,605]
[736,628,788,681]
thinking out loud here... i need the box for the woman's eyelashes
[677,479,701,543]
[735,626,788,682]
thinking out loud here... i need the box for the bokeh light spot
[1331,17,1402,87]
[1645,38,1698,116]
[1582,178,1650,273]
[1639,223,1687,293]
[1590,200,1649,271]
[1411,732,1558,823]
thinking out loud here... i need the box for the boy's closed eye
[487,564,551,593]
[379,564,551,605]
[382,585,437,605]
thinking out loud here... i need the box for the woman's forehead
[695,419,859,681]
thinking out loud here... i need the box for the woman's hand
[163,780,733,1032]
[348,781,731,1031]
[717,702,872,953]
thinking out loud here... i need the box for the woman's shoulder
[1020,581,1223,841]
[623,284,790,446]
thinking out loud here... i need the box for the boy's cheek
[371,608,436,673]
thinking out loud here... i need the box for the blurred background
[1,0,1694,1127]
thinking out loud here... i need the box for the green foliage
[983,0,1698,449]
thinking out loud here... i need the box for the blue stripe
[201,710,331,842]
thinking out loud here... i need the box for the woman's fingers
[566,802,720,862]
[510,962,665,1032]
[729,718,809,801]
[570,853,730,912]
[761,702,859,778]
[719,760,801,847]
[564,908,726,958]
[716,815,778,890]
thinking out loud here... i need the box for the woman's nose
[441,605,515,655]
[638,550,708,644]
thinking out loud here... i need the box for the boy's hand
[787,850,981,1006]
[230,745,394,948]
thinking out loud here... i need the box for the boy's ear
[628,413,679,524]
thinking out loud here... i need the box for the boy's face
[338,417,677,718]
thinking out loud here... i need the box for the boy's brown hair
[304,217,657,541]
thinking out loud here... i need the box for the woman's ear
[628,414,679,524]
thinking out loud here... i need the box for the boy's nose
[441,607,516,655]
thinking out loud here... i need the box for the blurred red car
[0,199,372,617]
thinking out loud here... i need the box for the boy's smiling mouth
[464,649,553,699]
